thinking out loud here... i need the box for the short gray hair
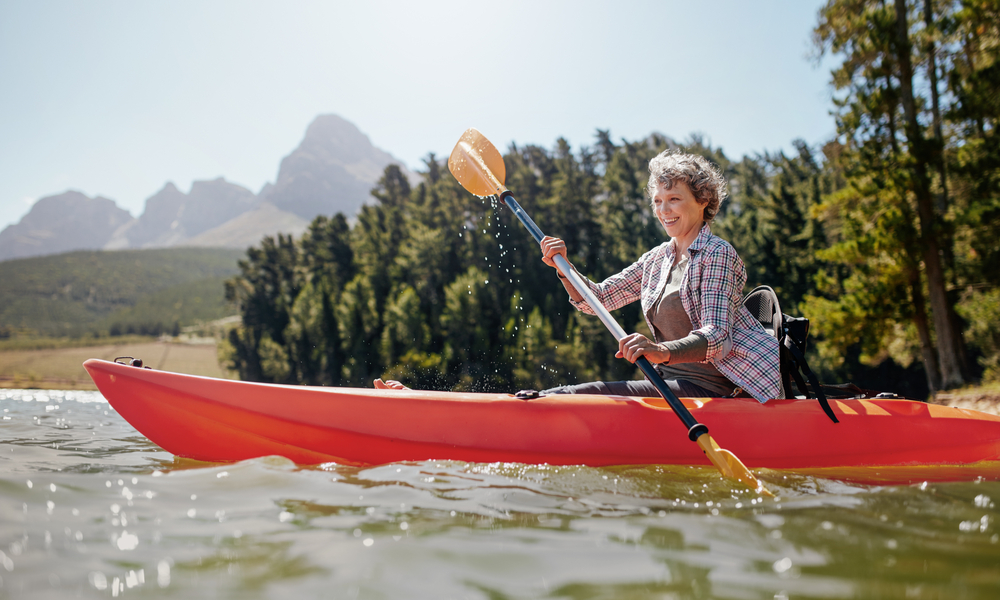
[646,150,727,222]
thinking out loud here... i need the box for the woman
[538,150,780,402]
[378,150,780,403]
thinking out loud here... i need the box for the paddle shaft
[498,192,709,442]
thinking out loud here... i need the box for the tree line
[221,0,999,398]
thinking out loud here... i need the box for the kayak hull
[84,359,1000,482]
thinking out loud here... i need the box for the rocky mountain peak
[119,178,258,248]
[263,114,403,220]
[0,191,134,261]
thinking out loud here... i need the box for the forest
[221,0,1000,400]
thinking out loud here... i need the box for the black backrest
[742,285,783,342]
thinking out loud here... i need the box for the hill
[0,247,243,336]
[183,202,310,248]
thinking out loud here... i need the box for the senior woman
[538,150,780,403]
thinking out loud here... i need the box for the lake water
[2,388,999,599]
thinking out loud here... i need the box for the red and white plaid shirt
[570,224,781,402]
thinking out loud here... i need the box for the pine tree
[812,0,971,389]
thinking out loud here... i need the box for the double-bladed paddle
[447,128,771,496]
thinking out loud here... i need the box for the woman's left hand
[616,333,670,364]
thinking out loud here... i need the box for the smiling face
[652,181,707,249]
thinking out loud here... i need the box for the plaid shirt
[569,224,780,403]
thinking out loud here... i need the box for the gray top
[649,254,736,397]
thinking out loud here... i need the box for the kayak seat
[743,286,839,423]
[743,285,783,340]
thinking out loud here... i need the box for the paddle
[447,128,771,496]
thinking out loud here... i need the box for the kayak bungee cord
[447,128,771,497]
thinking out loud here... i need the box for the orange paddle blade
[448,128,507,197]
[697,434,773,497]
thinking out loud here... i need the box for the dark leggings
[541,378,720,398]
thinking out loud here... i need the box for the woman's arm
[616,331,711,366]
[540,236,653,315]
[689,243,747,361]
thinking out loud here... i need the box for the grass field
[0,247,243,336]
[0,338,234,389]
[0,334,162,353]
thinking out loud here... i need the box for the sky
[0,0,838,231]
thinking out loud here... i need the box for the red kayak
[84,358,1000,483]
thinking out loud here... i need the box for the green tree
[948,0,1000,381]
[715,143,836,312]
[811,0,972,390]
[223,234,300,382]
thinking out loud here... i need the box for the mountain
[108,178,259,249]
[183,202,310,248]
[0,191,134,261]
[0,114,404,262]
[262,114,401,219]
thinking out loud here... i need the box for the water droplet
[90,572,108,590]
[772,557,793,573]
[116,530,139,551]
[157,561,170,587]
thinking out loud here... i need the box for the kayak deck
[83,359,1000,483]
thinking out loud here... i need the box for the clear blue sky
[0,0,836,231]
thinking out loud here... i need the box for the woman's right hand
[540,236,568,273]
[541,236,584,301]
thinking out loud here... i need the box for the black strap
[782,339,839,423]
[781,345,809,399]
